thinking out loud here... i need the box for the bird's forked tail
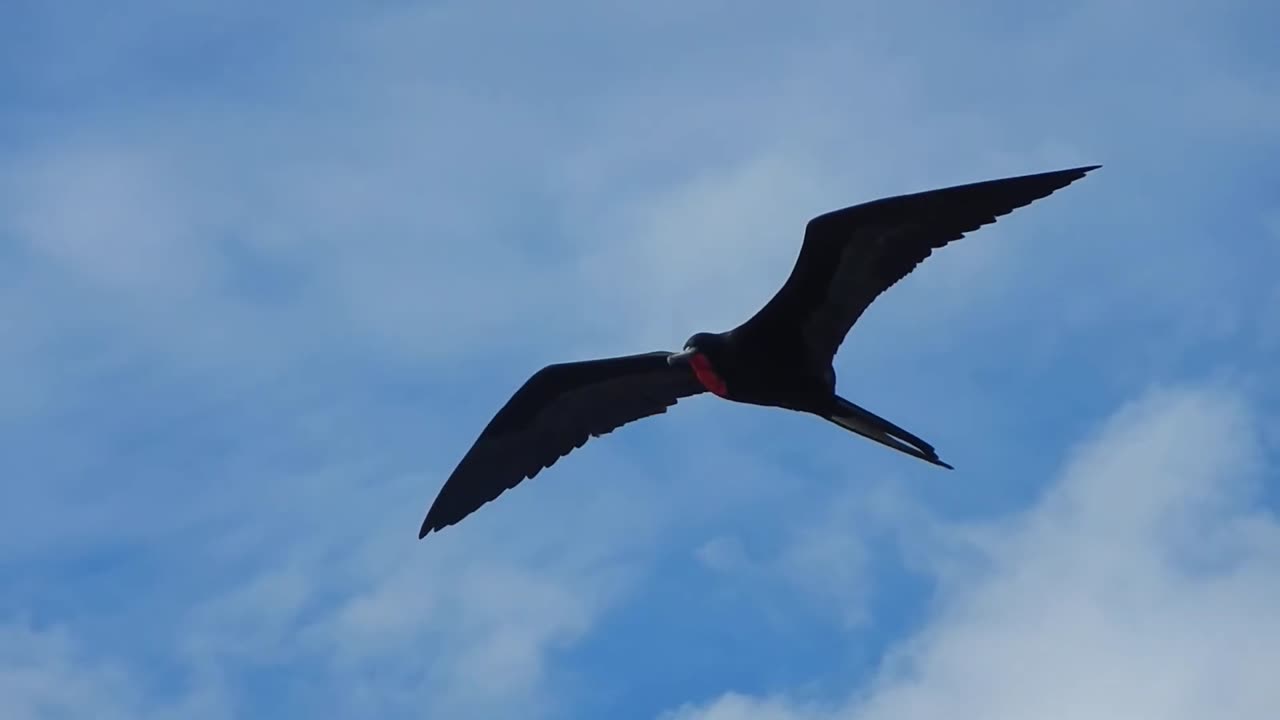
[826,395,954,469]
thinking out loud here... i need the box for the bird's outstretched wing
[419,351,706,537]
[737,165,1100,361]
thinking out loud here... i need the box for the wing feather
[737,165,1099,359]
[419,351,705,536]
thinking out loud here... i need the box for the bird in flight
[420,165,1100,538]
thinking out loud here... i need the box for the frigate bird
[419,165,1100,537]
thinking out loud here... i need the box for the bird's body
[420,165,1100,537]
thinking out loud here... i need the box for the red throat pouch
[689,354,728,397]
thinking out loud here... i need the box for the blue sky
[2,1,1279,718]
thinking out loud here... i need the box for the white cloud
[664,693,826,720]
[0,622,230,720]
[12,143,223,299]
[664,383,1280,720]
[141,457,664,720]
[694,491,878,630]
[0,623,139,720]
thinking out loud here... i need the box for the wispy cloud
[664,384,1280,720]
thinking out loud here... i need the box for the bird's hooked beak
[667,348,698,366]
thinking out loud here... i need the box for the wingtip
[1049,164,1101,179]
[419,513,459,538]
[1033,164,1100,191]
[417,518,436,539]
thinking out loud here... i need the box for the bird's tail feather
[826,395,954,469]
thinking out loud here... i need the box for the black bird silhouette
[420,165,1100,537]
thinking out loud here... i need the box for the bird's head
[667,332,730,397]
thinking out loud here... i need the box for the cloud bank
[664,385,1280,720]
